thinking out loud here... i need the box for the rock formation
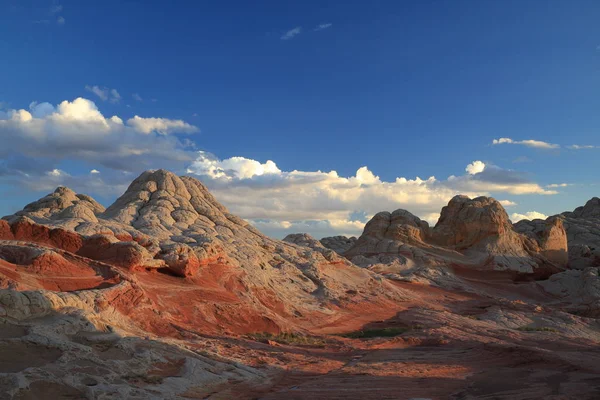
[514,197,600,270]
[283,233,328,251]
[538,267,600,317]
[342,195,567,277]
[320,235,357,254]
[3,173,600,399]
[561,197,600,269]
[2,169,404,330]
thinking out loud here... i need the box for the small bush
[516,326,558,333]
[246,332,327,347]
[340,327,410,339]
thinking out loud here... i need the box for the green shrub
[246,332,327,347]
[516,326,558,333]
[340,327,410,339]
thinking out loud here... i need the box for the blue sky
[1,0,600,238]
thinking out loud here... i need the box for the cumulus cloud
[492,137,559,149]
[499,200,517,207]
[465,160,486,175]
[510,211,548,222]
[0,96,564,239]
[0,97,199,185]
[186,153,559,238]
[187,152,280,179]
[85,86,121,103]
[281,27,302,40]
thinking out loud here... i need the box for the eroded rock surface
[320,235,357,254]
[343,195,566,277]
[2,172,600,399]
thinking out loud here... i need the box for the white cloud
[47,168,66,177]
[57,16,65,25]
[187,152,280,180]
[546,183,570,188]
[510,211,548,222]
[0,96,565,239]
[85,86,121,103]
[499,200,517,207]
[281,27,302,40]
[492,137,559,149]
[127,115,199,135]
[314,23,332,31]
[465,160,486,175]
[132,93,143,102]
[50,5,63,14]
[187,154,558,238]
[0,97,199,179]
[568,144,597,149]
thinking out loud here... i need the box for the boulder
[157,243,201,277]
[319,236,357,255]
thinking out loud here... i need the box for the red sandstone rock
[10,218,83,253]
[77,234,158,270]
[0,220,14,240]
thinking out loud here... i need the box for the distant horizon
[2,1,600,238]
[3,167,594,240]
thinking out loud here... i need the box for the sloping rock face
[344,195,566,276]
[513,216,568,267]
[539,267,600,317]
[320,235,357,254]
[560,197,600,269]
[515,197,600,270]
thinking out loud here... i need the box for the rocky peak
[7,186,105,223]
[320,236,357,255]
[344,208,430,260]
[569,197,600,219]
[283,233,326,250]
[100,169,246,241]
[431,195,512,249]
